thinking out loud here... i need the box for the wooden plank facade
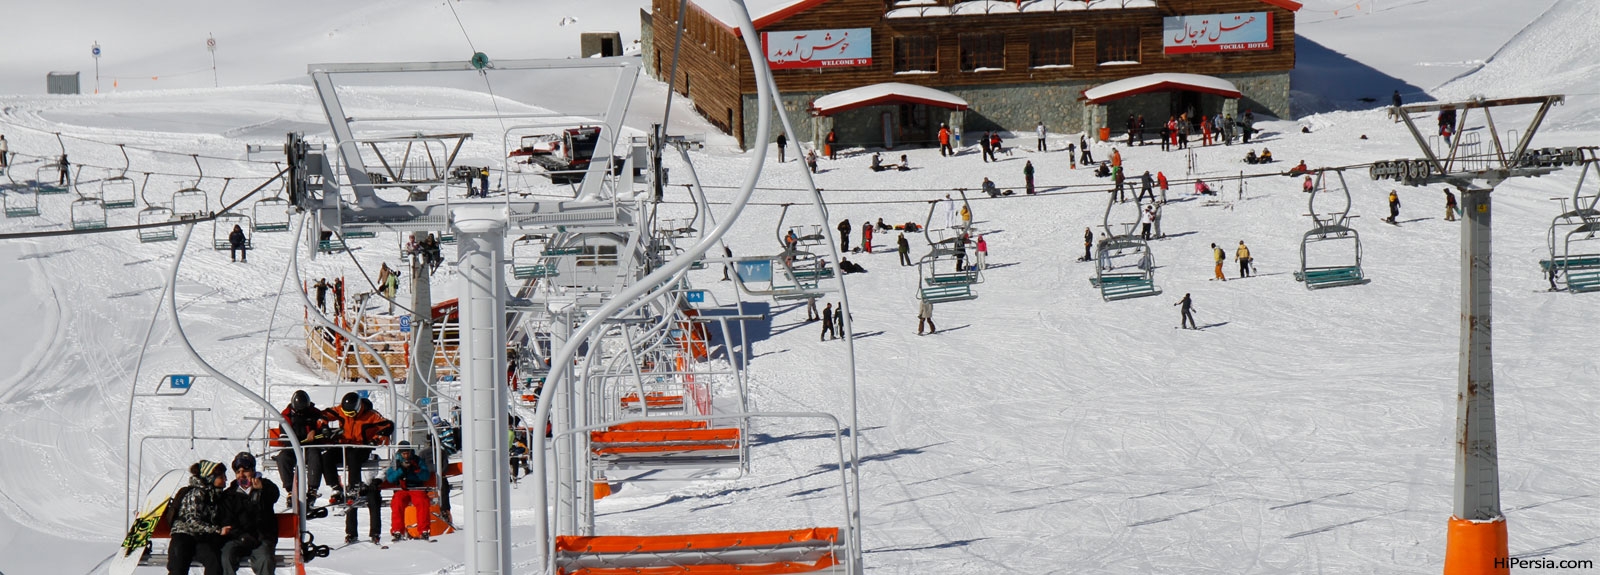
[649,0,1297,149]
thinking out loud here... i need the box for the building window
[1096,27,1140,64]
[893,36,938,73]
[959,33,1004,72]
[1029,29,1073,68]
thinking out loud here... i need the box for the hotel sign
[1163,12,1273,54]
[762,28,872,70]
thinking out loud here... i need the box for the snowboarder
[974,235,988,272]
[479,166,490,197]
[776,133,787,163]
[1175,293,1197,330]
[837,219,852,252]
[897,233,911,266]
[1387,190,1402,223]
[1211,243,1227,281]
[826,129,838,160]
[979,131,993,163]
[938,124,952,157]
[1444,189,1458,221]
[380,445,433,542]
[1223,114,1236,145]
[917,298,936,335]
[1082,227,1093,261]
[1160,118,1173,152]
[273,390,338,504]
[1236,241,1252,278]
[861,222,873,253]
[877,218,893,232]
[1036,121,1047,152]
[169,460,234,575]
[222,452,280,575]
[1023,161,1036,195]
[821,303,835,341]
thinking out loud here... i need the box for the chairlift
[1293,170,1370,289]
[253,170,291,232]
[3,186,39,218]
[1541,162,1600,292]
[212,212,252,250]
[137,206,177,243]
[512,235,559,279]
[775,204,826,250]
[172,155,209,219]
[914,200,979,303]
[102,145,137,209]
[35,162,68,195]
[1088,185,1159,300]
[71,197,107,230]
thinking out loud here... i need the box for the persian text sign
[1163,12,1272,54]
[762,28,871,70]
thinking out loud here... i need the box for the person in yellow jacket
[1236,241,1252,278]
[959,204,972,229]
[1211,243,1227,281]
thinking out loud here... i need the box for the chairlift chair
[172,185,209,220]
[1293,170,1370,290]
[70,197,107,230]
[2,185,40,218]
[35,163,68,195]
[212,212,252,250]
[253,197,291,233]
[102,176,137,209]
[137,206,177,243]
[512,236,559,279]
[1089,235,1161,301]
[1540,163,1600,292]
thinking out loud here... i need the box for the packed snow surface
[1,1,1598,574]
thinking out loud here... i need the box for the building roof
[810,83,970,115]
[696,0,1300,32]
[1082,73,1241,104]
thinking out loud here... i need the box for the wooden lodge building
[641,0,1301,150]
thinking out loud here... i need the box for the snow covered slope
[1434,0,1600,132]
[2,2,1598,575]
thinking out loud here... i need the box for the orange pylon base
[1443,515,1508,575]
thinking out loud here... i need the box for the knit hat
[196,459,224,479]
[232,451,257,471]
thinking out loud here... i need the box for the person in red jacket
[322,393,394,502]
[938,124,952,157]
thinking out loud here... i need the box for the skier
[897,232,911,267]
[825,129,838,160]
[479,166,490,197]
[1236,241,1252,278]
[382,266,400,314]
[272,390,337,505]
[820,303,835,341]
[1211,243,1227,281]
[917,297,936,335]
[1023,161,1036,195]
[1036,121,1047,152]
[1387,190,1402,223]
[837,219,852,252]
[1444,189,1458,221]
[776,133,787,163]
[979,131,993,163]
[974,235,988,272]
[861,221,873,253]
[938,124,952,157]
[379,445,433,542]
[167,460,233,575]
[222,452,280,575]
[1175,293,1197,330]
[324,393,394,544]
[1082,227,1093,262]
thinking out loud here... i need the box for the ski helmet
[290,390,312,411]
[340,392,361,415]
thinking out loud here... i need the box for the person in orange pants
[1211,243,1227,281]
[382,446,434,542]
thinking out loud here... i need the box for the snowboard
[110,469,189,575]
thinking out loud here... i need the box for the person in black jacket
[168,460,233,575]
[820,303,835,341]
[837,219,851,253]
[273,390,337,503]
[897,233,911,267]
[228,225,249,263]
[221,452,280,575]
